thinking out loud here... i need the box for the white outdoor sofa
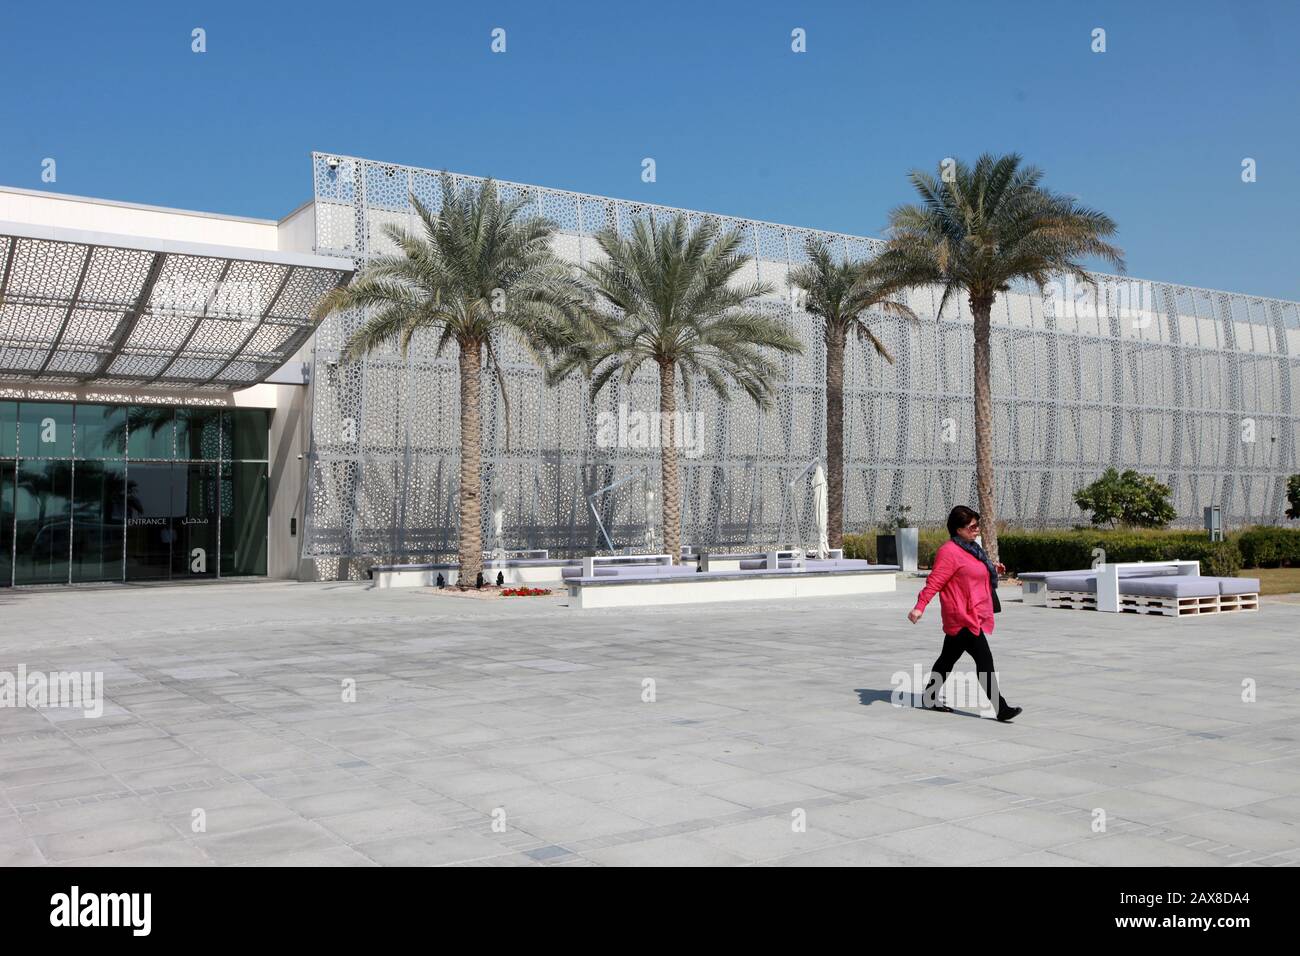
[1019,561,1259,618]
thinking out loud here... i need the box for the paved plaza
[1,579,1298,867]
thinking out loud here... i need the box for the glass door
[71,460,126,583]
[0,461,13,587]
[124,462,174,580]
[13,460,72,585]
[173,462,218,579]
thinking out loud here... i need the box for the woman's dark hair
[947,505,980,536]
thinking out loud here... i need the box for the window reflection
[14,460,73,584]
[126,406,175,460]
[18,403,73,457]
[72,460,128,583]
[0,461,13,585]
[0,402,268,587]
[75,404,127,460]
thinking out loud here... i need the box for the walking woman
[907,506,1022,722]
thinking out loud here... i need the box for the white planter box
[896,528,919,572]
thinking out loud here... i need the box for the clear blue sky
[2,0,1296,299]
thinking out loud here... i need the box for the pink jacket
[913,540,996,637]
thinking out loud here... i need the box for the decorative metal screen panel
[303,152,1300,569]
[0,224,352,390]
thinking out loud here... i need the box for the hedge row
[843,529,948,567]
[843,526,1285,576]
[841,533,875,562]
[997,530,1243,577]
[1234,526,1300,568]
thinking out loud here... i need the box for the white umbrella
[491,491,506,560]
[643,488,657,553]
[811,464,829,560]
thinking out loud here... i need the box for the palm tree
[316,173,589,586]
[787,237,916,549]
[551,213,802,563]
[870,154,1124,560]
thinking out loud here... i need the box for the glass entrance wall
[0,400,269,586]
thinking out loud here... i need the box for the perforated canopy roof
[0,220,353,391]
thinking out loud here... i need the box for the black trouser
[922,628,1007,714]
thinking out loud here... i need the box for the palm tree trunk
[457,341,484,586]
[969,292,999,563]
[658,361,681,565]
[825,328,846,549]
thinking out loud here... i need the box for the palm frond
[878,152,1125,303]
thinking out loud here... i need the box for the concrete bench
[737,557,878,571]
[371,557,576,589]
[565,563,898,609]
[560,564,697,580]
[369,563,443,589]
[697,549,843,572]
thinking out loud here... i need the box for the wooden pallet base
[1046,589,1259,617]
[1118,592,1260,617]
[1047,589,1097,610]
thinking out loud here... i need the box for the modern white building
[303,154,1300,580]
[0,184,352,585]
[3,152,1298,586]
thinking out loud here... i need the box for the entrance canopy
[0,221,352,391]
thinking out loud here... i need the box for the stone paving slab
[0,578,1298,866]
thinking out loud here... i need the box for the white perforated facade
[294,153,1300,571]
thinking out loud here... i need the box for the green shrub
[1235,526,1300,568]
[1073,468,1176,528]
[1176,538,1243,577]
[843,528,948,567]
[999,529,1242,577]
[918,528,947,568]
[842,533,875,562]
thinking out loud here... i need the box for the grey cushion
[1119,575,1219,598]
[1027,569,1100,583]
[1216,576,1259,595]
[1117,565,1182,578]
[1028,565,1184,581]
[1046,574,1097,592]
[1029,565,1188,585]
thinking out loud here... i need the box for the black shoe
[996,704,1023,723]
[921,703,953,713]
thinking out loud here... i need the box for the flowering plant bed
[501,587,552,597]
